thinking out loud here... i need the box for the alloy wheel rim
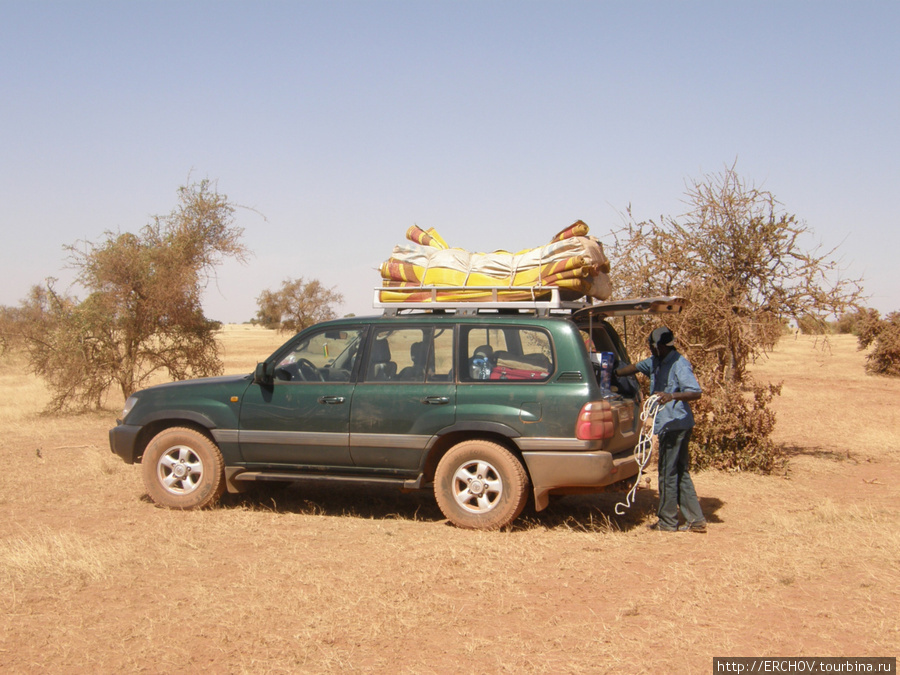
[451,459,503,513]
[157,444,203,495]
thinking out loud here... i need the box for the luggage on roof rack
[379,221,613,305]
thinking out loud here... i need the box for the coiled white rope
[615,394,662,515]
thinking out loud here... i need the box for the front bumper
[109,424,142,464]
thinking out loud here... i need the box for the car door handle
[318,396,346,405]
[422,396,450,405]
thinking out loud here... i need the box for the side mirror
[253,361,274,386]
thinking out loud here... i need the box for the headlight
[121,395,139,422]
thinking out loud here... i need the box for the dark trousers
[657,428,705,528]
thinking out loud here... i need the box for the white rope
[615,394,662,515]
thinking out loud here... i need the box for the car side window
[461,326,553,382]
[274,327,364,383]
[363,327,455,383]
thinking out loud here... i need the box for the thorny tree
[2,180,249,411]
[255,277,344,333]
[610,165,863,470]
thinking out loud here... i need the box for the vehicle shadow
[520,489,724,532]
[214,481,725,533]
[219,480,447,523]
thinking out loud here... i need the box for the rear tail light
[575,400,615,440]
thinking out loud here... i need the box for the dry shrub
[691,377,783,472]
[797,313,829,335]
[858,310,900,377]
[833,307,875,335]
[609,165,863,474]
[613,317,786,474]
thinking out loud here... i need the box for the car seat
[368,338,397,381]
[397,341,427,381]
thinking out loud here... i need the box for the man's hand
[654,391,701,405]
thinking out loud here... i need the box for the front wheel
[434,440,529,530]
[141,427,225,509]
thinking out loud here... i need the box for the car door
[349,325,456,471]
[455,323,563,435]
[238,326,365,467]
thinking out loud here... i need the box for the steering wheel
[274,365,296,381]
[296,358,324,381]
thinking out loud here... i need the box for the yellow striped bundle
[378,220,612,303]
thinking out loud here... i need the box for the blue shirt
[634,350,702,433]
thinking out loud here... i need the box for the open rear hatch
[572,296,688,321]
[573,296,688,395]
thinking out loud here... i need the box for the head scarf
[648,326,675,348]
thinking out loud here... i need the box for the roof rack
[373,286,593,317]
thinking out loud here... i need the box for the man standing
[614,326,708,533]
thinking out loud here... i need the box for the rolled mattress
[378,220,612,303]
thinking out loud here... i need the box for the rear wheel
[434,440,529,530]
[141,427,225,509]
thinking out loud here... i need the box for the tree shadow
[780,443,858,464]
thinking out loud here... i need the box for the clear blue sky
[2,1,897,322]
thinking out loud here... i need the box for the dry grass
[0,330,897,673]
[0,525,125,586]
[217,323,287,374]
[752,334,900,460]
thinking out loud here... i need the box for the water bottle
[470,356,492,380]
[599,351,614,398]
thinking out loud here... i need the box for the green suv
[109,294,683,529]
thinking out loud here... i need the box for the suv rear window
[460,325,553,382]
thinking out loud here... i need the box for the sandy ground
[0,333,897,673]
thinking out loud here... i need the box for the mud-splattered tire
[141,427,225,509]
[434,440,529,530]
